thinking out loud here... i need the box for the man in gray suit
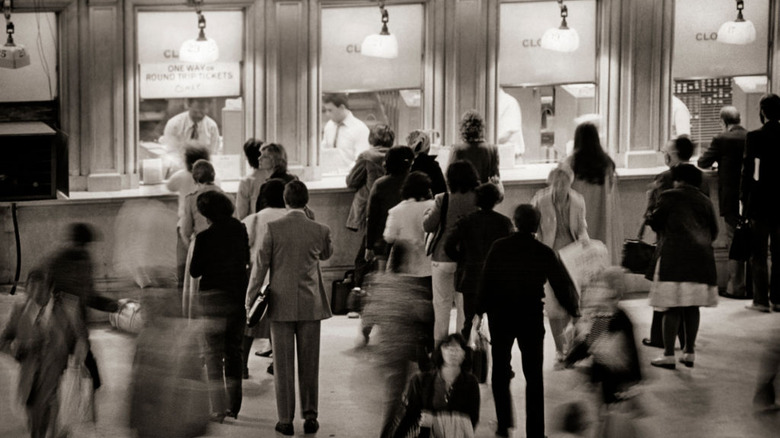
[247,180,333,435]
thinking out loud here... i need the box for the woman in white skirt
[646,164,719,369]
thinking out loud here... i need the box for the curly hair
[459,110,485,143]
[570,122,614,185]
[369,124,395,148]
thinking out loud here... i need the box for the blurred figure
[361,242,435,438]
[162,99,221,160]
[698,106,749,299]
[166,146,210,287]
[245,181,333,436]
[423,161,480,344]
[320,93,370,173]
[671,96,691,138]
[408,130,447,196]
[753,326,780,412]
[1,269,88,438]
[190,191,249,421]
[498,88,526,160]
[444,182,514,342]
[235,139,267,220]
[478,204,579,438]
[453,110,500,184]
[532,165,589,367]
[565,122,623,265]
[647,164,719,369]
[393,333,480,438]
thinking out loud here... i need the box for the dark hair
[401,171,432,201]
[284,180,309,208]
[69,222,96,246]
[184,146,211,172]
[369,124,395,148]
[384,146,415,175]
[672,136,695,161]
[459,110,485,143]
[260,143,289,175]
[196,191,235,223]
[186,98,208,108]
[446,160,479,194]
[475,183,501,210]
[571,122,614,185]
[243,139,264,169]
[406,130,431,156]
[513,204,541,234]
[322,93,349,109]
[191,159,215,184]
[431,333,473,373]
[256,178,287,211]
[719,106,741,125]
[759,93,780,122]
[671,163,702,187]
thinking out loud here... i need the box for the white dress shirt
[498,88,526,156]
[320,110,370,173]
[162,111,221,157]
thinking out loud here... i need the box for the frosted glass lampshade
[361,33,398,59]
[717,19,756,45]
[541,26,580,53]
[0,42,31,69]
[179,37,219,63]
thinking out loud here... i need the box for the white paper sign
[212,154,241,182]
[139,62,241,99]
[558,239,608,293]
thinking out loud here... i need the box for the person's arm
[383,208,400,244]
[708,199,719,242]
[575,197,590,242]
[491,146,501,179]
[477,243,500,316]
[697,138,719,169]
[740,133,756,209]
[189,233,207,278]
[208,122,221,155]
[443,218,464,261]
[346,157,368,189]
[646,192,670,233]
[422,195,442,233]
[320,226,334,261]
[166,170,185,192]
[247,227,273,301]
[464,375,480,428]
[365,185,382,252]
[180,195,195,244]
[236,180,251,220]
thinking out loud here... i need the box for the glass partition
[320,3,425,175]
[498,0,598,165]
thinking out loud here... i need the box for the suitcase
[331,270,354,315]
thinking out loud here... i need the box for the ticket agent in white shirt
[320,93,370,173]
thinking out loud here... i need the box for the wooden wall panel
[274,1,306,166]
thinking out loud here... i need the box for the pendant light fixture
[179,0,219,63]
[361,1,398,59]
[541,0,579,53]
[0,0,31,69]
[717,0,756,45]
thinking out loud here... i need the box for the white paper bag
[557,239,609,293]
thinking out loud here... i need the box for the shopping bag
[729,217,751,262]
[558,239,609,293]
[58,361,94,434]
[622,222,656,275]
[471,331,490,384]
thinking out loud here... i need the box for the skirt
[648,258,718,310]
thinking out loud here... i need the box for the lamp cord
[9,203,21,295]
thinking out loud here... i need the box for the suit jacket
[741,121,780,223]
[531,187,589,249]
[411,154,447,196]
[698,125,747,219]
[248,210,333,321]
[366,173,406,253]
[345,146,389,231]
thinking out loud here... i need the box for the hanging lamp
[541,0,579,53]
[361,2,398,59]
[179,0,219,63]
[717,0,756,45]
[0,0,31,69]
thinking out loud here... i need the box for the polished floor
[0,291,778,438]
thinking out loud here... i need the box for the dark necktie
[190,121,199,140]
[332,123,342,148]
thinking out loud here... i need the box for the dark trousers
[201,294,245,415]
[489,313,546,438]
[749,220,780,306]
[271,320,321,423]
[354,234,371,288]
[460,292,479,342]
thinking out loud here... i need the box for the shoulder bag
[621,222,656,275]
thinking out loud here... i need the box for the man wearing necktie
[162,98,221,169]
[320,93,370,174]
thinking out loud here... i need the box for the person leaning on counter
[162,98,221,163]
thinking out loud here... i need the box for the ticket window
[498,0,598,165]
[671,0,770,153]
[136,10,245,182]
[320,3,425,176]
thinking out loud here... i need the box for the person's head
[197,191,235,224]
[259,143,288,174]
[547,164,574,199]
[759,93,780,123]
[26,268,52,307]
[671,163,702,188]
[459,110,485,143]
[513,204,541,234]
[719,106,741,127]
[402,171,433,201]
[581,266,626,314]
[475,183,502,211]
[369,124,395,148]
[191,159,215,184]
[432,334,472,372]
[446,160,479,194]
[571,122,612,185]
[664,136,695,166]
[384,146,415,176]
[283,180,309,209]
[68,222,96,247]
[322,93,350,124]
[256,178,287,211]
[406,130,431,156]
[243,138,264,169]
[183,146,210,172]
[187,99,208,123]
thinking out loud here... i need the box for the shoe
[304,418,319,434]
[275,422,294,436]
[495,426,510,437]
[746,304,771,313]
[347,311,360,319]
[772,305,780,313]
[255,349,273,357]
[210,412,226,423]
[267,364,274,375]
[225,409,238,419]
[720,291,750,299]
[243,368,249,379]
[679,353,695,368]
[642,338,663,348]
[650,355,676,369]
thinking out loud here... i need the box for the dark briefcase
[331,270,354,315]
[622,222,656,275]
[729,217,751,262]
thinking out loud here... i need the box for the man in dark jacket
[477,204,578,438]
[698,106,749,298]
[742,94,780,313]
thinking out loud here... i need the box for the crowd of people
[2,93,780,438]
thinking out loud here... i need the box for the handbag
[425,193,449,256]
[729,216,751,261]
[471,330,490,384]
[247,291,269,328]
[621,222,656,275]
[109,299,144,334]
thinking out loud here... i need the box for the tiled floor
[0,292,778,438]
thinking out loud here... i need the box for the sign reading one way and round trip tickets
[139,62,240,99]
